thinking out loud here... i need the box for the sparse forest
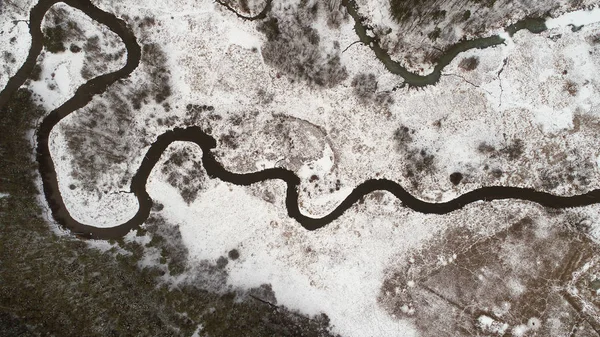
[257,1,348,87]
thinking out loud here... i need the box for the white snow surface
[12,0,600,335]
[547,6,600,29]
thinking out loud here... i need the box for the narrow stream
[342,0,548,87]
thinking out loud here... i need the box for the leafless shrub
[458,56,480,71]
[258,9,348,87]
[351,73,393,106]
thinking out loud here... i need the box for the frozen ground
[354,0,599,74]
[0,1,35,89]
[15,0,600,336]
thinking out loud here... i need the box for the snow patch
[533,106,574,133]
[546,6,600,29]
[226,24,261,50]
[477,315,509,335]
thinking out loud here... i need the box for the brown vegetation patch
[379,216,600,336]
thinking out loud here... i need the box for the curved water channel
[341,0,547,87]
[1,0,600,239]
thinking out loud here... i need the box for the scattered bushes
[258,9,348,87]
[500,138,524,161]
[477,142,495,154]
[541,162,592,192]
[141,43,172,103]
[80,35,127,80]
[351,73,393,106]
[564,80,578,96]
[144,215,190,275]
[392,125,437,187]
[183,103,215,128]
[478,139,523,161]
[404,148,436,188]
[64,32,173,192]
[161,147,206,205]
[41,7,85,53]
[219,131,240,149]
[352,73,377,103]
[394,125,414,150]
[63,91,135,188]
[326,0,347,28]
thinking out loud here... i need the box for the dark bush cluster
[477,142,495,154]
[477,139,524,161]
[183,103,215,126]
[427,27,441,41]
[458,56,480,71]
[43,25,66,53]
[258,9,348,88]
[219,130,240,149]
[155,115,179,127]
[500,138,524,161]
[393,125,414,150]
[141,43,172,103]
[587,32,600,44]
[352,73,377,102]
[407,149,436,174]
[403,148,436,188]
[326,0,347,28]
[161,147,207,205]
[81,35,126,80]
[29,64,43,81]
[449,172,463,185]
[2,51,15,64]
[389,0,496,24]
[392,125,437,187]
[42,7,84,53]
[351,73,393,106]
[564,80,578,96]
[257,17,280,41]
[228,249,240,260]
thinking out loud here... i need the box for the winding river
[341,0,548,87]
[1,0,600,239]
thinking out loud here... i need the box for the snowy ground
[14,0,600,335]
[353,0,600,74]
[0,1,34,90]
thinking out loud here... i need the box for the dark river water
[342,0,548,87]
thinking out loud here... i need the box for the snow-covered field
[0,1,34,89]
[10,0,600,335]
